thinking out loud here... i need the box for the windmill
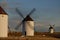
[0,6,8,37]
[49,24,55,33]
[15,8,36,36]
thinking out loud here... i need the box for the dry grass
[35,32,60,38]
[0,32,60,40]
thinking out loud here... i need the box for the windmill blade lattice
[15,8,24,29]
[15,21,23,30]
[15,8,36,30]
[27,8,36,16]
[16,8,24,18]
[8,26,11,32]
[53,24,55,27]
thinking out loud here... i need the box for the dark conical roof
[24,15,33,21]
[49,27,53,29]
[0,6,8,15]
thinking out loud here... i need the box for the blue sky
[0,0,60,32]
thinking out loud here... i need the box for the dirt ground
[0,32,60,40]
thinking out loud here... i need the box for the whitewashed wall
[49,29,54,33]
[25,21,34,36]
[0,14,8,37]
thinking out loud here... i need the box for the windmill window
[2,15,4,17]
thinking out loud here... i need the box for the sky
[0,0,60,32]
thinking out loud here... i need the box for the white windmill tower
[15,8,36,36]
[49,24,55,33]
[0,6,8,37]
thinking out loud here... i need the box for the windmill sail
[15,8,36,36]
[15,8,36,29]
[27,8,36,16]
